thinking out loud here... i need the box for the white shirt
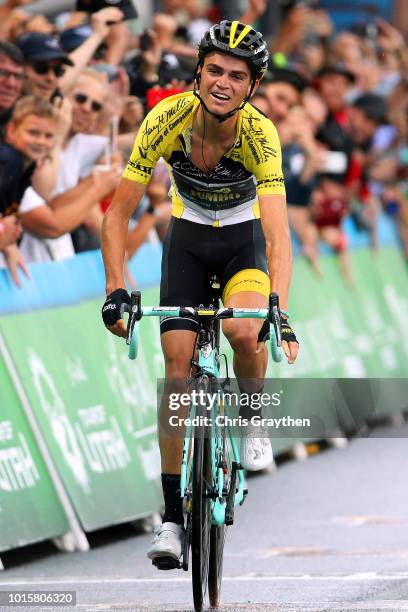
[19,133,109,264]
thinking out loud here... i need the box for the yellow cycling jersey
[123,91,286,227]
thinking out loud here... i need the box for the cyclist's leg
[159,329,197,476]
[223,288,268,382]
[148,219,211,563]
[221,218,269,384]
[220,220,273,470]
[159,218,210,479]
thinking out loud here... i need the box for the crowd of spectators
[0,0,406,287]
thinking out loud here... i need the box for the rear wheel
[191,378,212,612]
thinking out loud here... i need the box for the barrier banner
[0,246,406,540]
[0,358,68,552]
[0,296,162,533]
[261,247,408,379]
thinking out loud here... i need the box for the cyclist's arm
[258,194,292,313]
[101,177,146,294]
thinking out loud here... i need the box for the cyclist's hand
[101,288,130,338]
[281,317,299,365]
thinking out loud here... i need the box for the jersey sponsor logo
[230,278,264,289]
[190,188,241,204]
[127,159,153,176]
[140,99,193,154]
[257,176,285,186]
[242,114,279,163]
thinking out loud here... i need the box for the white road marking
[1,572,408,586]
[73,604,408,612]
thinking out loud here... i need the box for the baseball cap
[60,25,92,53]
[15,32,74,66]
[317,63,356,84]
[352,93,388,124]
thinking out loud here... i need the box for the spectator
[19,68,112,260]
[261,62,308,127]
[348,93,403,245]
[126,24,193,102]
[0,95,59,284]
[18,169,121,263]
[0,95,58,219]
[280,102,322,275]
[67,68,107,136]
[0,40,24,139]
[315,63,355,120]
[329,32,363,78]
[158,0,210,47]
[250,91,271,117]
[15,31,73,100]
[0,215,22,250]
[348,93,392,151]
[311,182,353,285]
[14,7,124,101]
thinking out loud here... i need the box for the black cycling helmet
[194,21,269,122]
[197,20,269,81]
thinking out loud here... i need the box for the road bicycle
[124,281,284,611]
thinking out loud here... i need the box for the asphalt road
[1,424,408,612]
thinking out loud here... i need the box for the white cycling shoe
[147,522,184,569]
[240,425,273,471]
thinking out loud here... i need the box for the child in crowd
[0,95,58,285]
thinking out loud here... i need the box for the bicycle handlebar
[123,290,288,363]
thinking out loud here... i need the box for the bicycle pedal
[152,557,182,570]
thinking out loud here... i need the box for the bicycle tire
[208,523,226,607]
[208,406,230,607]
[191,377,212,612]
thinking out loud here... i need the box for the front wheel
[208,524,226,607]
[191,379,212,611]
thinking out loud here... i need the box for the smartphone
[323,151,348,174]
[76,0,138,21]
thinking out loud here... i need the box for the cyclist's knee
[162,331,196,379]
[223,321,259,357]
[164,353,191,379]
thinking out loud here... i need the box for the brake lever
[268,292,282,347]
[125,290,142,345]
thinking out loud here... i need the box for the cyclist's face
[199,53,253,114]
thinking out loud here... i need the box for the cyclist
[101,20,299,567]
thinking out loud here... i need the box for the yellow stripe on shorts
[223,268,270,302]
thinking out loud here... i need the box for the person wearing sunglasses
[15,32,73,101]
[0,41,25,140]
[67,70,106,135]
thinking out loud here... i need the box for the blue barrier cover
[0,215,400,315]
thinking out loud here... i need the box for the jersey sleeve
[122,104,166,184]
[245,117,286,197]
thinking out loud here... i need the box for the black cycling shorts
[160,218,269,334]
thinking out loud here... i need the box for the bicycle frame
[124,292,285,527]
[179,329,246,527]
